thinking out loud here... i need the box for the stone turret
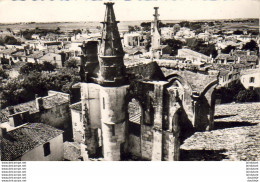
[97,2,127,86]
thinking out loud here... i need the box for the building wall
[32,103,72,141]
[19,134,64,161]
[99,85,128,161]
[71,109,84,143]
[39,53,63,67]
[81,83,101,129]
[241,72,260,89]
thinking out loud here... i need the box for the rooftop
[0,48,17,55]
[0,123,63,161]
[181,102,260,161]
[0,92,69,124]
[178,48,211,60]
[70,102,82,111]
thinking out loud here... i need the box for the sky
[0,0,259,23]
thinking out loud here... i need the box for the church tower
[97,2,127,87]
[151,7,161,58]
[98,2,128,160]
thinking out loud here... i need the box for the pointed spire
[97,2,127,86]
[99,2,124,57]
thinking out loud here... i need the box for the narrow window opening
[103,97,105,109]
[112,125,115,136]
[43,142,51,156]
[250,77,255,83]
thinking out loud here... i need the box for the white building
[0,123,64,161]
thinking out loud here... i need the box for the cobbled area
[181,102,260,161]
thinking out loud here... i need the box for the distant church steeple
[151,7,161,50]
[97,2,126,86]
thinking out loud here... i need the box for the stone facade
[69,3,219,161]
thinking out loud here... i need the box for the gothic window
[43,142,51,156]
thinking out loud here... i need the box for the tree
[19,63,42,75]
[215,81,246,103]
[222,45,236,54]
[179,21,190,28]
[42,61,56,72]
[185,38,217,58]
[73,29,82,35]
[235,89,259,102]
[242,40,259,53]
[128,26,135,33]
[144,32,151,51]
[162,38,183,56]
[0,67,81,108]
[140,22,151,32]
[64,59,78,69]
[233,30,243,35]
[19,62,56,75]
[4,36,21,45]
[0,68,8,80]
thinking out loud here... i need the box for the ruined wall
[194,84,217,131]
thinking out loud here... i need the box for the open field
[0,19,258,32]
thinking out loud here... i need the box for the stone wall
[140,125,153,160]
[32,103,72,141]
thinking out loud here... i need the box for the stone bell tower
[98,2,128,161]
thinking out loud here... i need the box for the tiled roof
[70,102,82,111]
[219,70,230,76]
[178,48,211,60]
[12,51,26,57]
[26,51,44,59]
[0,49,17,55]
[238,55,258,63]
[0,92,69,124]
[240,68,260,76]
[0,123,63,161]
[124,46,146,55]
[216,54,236,60]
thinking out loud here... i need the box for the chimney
[237,56,241,63]
[24,49,27,56]
[0,127,7,138]
[8,106,15,115]
[36,97,44,111]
